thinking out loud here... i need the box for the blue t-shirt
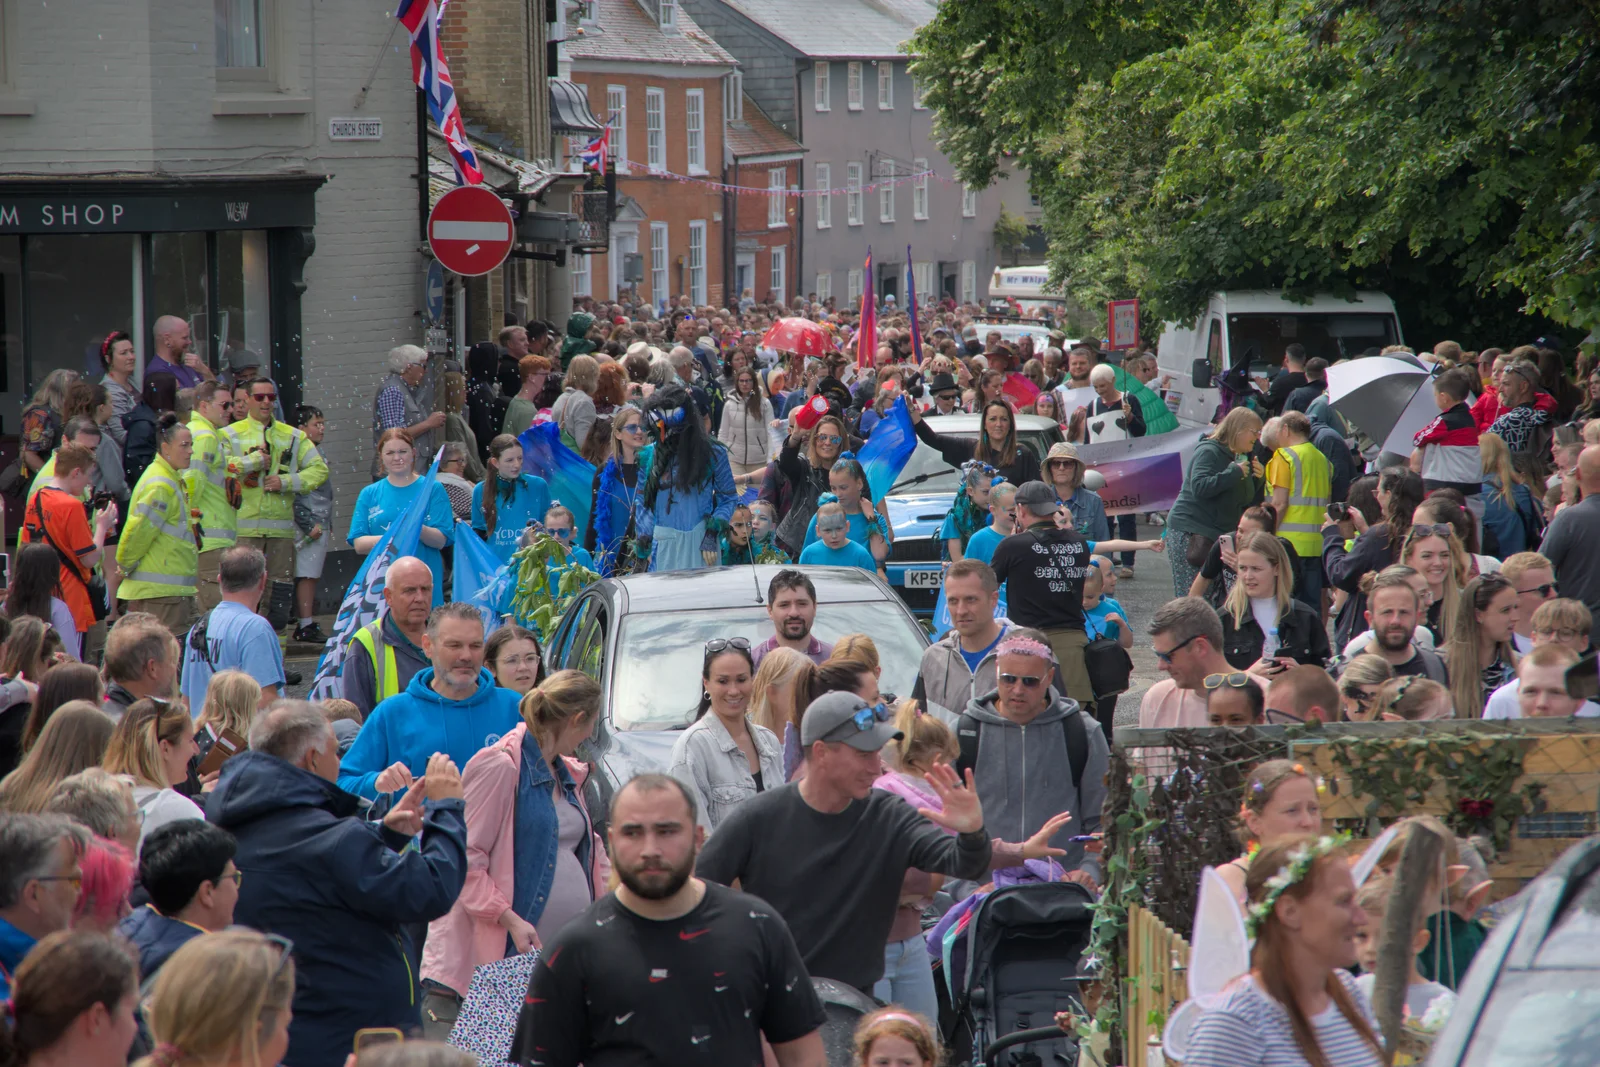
[939,509,993,546]
[1084,595,1127,641]
[471,474,552,563]
[963,524,1007,565]
[347,476,455,606]
[958,623,1008,676]
[180,601,287,712]
[799,538,878,572]
[803,509,877,549]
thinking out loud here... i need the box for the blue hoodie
[208,750,466,1067]
[117,905,204,982]
[338,667,522,800]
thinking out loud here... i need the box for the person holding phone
[19,443,116,658]
[1218,532,1330,676]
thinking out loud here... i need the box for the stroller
[939,881,1097,1067]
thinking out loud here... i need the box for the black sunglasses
[1517,582,1559,598]
[1153,633,1200,663]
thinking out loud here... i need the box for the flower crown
[1245,832,1350,938]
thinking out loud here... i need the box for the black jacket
[912,419,1041,486]
[1220,598,1331,670]
[1323,522,1403,648]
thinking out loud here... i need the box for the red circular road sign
[428,185,515,277]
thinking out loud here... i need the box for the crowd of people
[0,281,1597,1067]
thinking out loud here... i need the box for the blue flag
[519,421,597,544]
[453,521,510,608]
[310,452,442,701]
[857,395,917,501]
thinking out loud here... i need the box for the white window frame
[724,71,743,122]
[816,272,833,303]
[847,62,863,110]
[814,62,830,111]
[814,163,832,229]
[847,268,864,307]
[912,75,928,109]
[877,62,893,110]
[571,251,592,297]
[645,87,665,172]
[688,220,707,305]
[846,163,863,226]
[607,85,628,173]
[768,167,787,227]
[960,260,977,305]
[912,158,929,220]
[685,88,705,174]
[879,160,895,223]
[650,222,669,303]
[215,0,268,74]
[771,247,786,302]
[962,185,977,218]
[913,261,934,302]
[658,0,677,30]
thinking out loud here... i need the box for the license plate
[903,568,942,589]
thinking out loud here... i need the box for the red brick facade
[727,157,800,306]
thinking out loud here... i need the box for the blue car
[884,413,1065,617]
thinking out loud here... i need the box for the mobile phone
[196,726,248,777]
[353,1028,404,1053]
[1328,502,1348,520]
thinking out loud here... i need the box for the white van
[988,265,1069,320]
[1155,290,1404,428]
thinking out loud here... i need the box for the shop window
[215,230,271,371]
[150,233,210,363]
[24,234,137,392]
[0,237,20,415]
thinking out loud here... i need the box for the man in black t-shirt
[989,480,1098,712]
[511,774,826,1067]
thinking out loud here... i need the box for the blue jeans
[873,934,940,1021]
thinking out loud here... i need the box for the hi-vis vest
[184,413,238,552]
[116,454,199,600]
[1277,440,1333,557]
[222,418,329,539]
[351,620,402,705]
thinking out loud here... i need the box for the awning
[550,79,606,133]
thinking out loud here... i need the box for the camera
[91,491,117,512]
[1328,502,1349,520]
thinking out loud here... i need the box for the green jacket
[1166,436,1260,538]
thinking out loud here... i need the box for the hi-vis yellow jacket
[185,413,238,553]
[222,418,329,539]
[117,454,199,600]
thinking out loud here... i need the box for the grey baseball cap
[1014,479,1060,517]
[800,691,902,752]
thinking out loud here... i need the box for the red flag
[857,248,876,368]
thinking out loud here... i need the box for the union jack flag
[397,0,484,186]
[579,125,609,174]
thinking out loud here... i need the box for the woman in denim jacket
[420,669,608,1038]
[669,638,785,833]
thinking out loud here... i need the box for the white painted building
[0,0,425,547]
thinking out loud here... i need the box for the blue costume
[348,476,454,606]
[472,473,551,563]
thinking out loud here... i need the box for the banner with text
[1077,428,1206,516]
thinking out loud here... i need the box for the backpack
[954,709,1090,797]
[122,404,158,488]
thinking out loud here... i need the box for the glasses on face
[548,527,573,540]
[999,672,1044,689]
[496,653,539,669]
[1264,707,1306,725]
[1344,688,1376,712]
[1152,633,1200,664]
[220,400,234,410]
[1534,627,1586,641]
[1412,524,1454,540]
[1518,582,1559,598]
[35,874,82,892]
[1203,672,1251,691]
[252,392,276,403]
[705,636,752,655]
[621,423,645,435]
[815,434,843,446]
[222,869,244,887]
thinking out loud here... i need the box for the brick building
[726,96,806,307]
[563,0,737,308]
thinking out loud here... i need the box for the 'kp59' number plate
[903,568,942,589]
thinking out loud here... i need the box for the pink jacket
[421,723,609,996]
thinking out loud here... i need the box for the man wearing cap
[696,691,1008,995]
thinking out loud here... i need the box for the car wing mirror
[1191,357,1213,390]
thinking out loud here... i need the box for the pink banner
[1077,429,1205,516]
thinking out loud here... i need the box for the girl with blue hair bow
[800,451,892,563]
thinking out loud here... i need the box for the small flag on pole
[398,0,484,186]
[579,124,610,174]
[906,247,924,364]
[857,247,876,369]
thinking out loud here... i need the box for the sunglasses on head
[845,702,892,732]
[705,637,752,655]
[999,672,1044,689]
[1412,523,1454,540]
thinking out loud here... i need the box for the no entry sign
[428,186,514,276]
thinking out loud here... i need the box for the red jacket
[1473,388,1558,430]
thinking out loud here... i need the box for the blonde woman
[0,701,114,813]
[1480,432,1542,555]
[1337,654,1393,721]
[1401,522,1469,645]
[552,354,599,451]
[19,368,79,476]
[420,671,607,1038]
[196,670,262,770]
[135,929,295,1067]
[747,645,810,742]
[1165,406,1265,597]
[1444,573,1520,719]
[102,697,202,849]
[1219,532,1329,675]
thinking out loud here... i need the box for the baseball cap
[1014,479,1060,517]
[800,691,902,751]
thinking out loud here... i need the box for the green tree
[993,206,1032,267]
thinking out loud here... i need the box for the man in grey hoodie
[958,628,1108,888]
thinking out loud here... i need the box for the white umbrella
[1327,357,1435,454]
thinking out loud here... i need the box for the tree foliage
[909,0,1599,343]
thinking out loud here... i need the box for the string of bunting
[604,156,965,198]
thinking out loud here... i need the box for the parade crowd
[0,286,1597,1067]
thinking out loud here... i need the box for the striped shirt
[1184,972,1384,1067]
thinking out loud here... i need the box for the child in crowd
[853,1007,941,1067]
[940,461,998,561]
[292,404,332,644]
[1370,676,1453,720]
[544,504,598,589]
[719,502,788,565]
[802,453,890,563]
[1352,872,1457,1021]
[1083,557,1131,651]
[1204,672,1263,727]
[1378,815,1490,989]
[800,500,879,573]
[961,481,1016,565]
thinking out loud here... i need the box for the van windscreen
[1225,313,1399,371]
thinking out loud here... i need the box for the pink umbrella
[761,317,834,358]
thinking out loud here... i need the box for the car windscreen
[889,430,1058,496]
[1226,312,1399,370]
[611,600,928,731]
[1462,972,1600,1065]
